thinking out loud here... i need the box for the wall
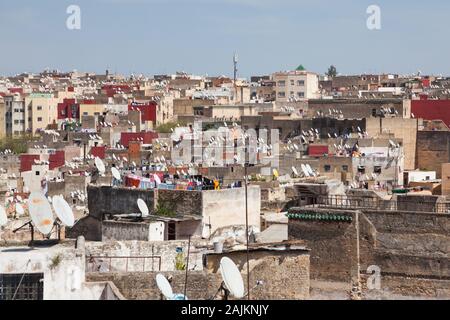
[201,186,261,238]
[102,220,164,242]
[288,207,450,298]
[365,117,417,170]
[87,186,155,220]
[205,248,310,300]
[85,240,205,272]
[416,130,450,178]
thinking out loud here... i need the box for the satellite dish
[306,164,315,176]
[137,199,149,217]
[52,195,75,227]
[219,257,245,299]
[95,157,106,174]
[0,206,7,227]
[154,174,162,185]
[111,167,121,181]
[16,203,25,216]
[156,274,173,300]
[301,164,310,177]
[28,192,54,235]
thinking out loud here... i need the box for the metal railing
[86,255,162,273]
[309,195,450,214]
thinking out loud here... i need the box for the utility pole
[244,162,250,300]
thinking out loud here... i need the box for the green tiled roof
[286,212,353,222]
[296,65,306,71]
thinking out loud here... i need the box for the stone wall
[288,207,450,298]
[87,271,221,300]
[87,186,155,220]
[416,130,450,178]
[205,249,310,300]
[156,189,202,216]
[85,240,206,272]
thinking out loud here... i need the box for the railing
[308,195,450,214]
[86,255,162,273]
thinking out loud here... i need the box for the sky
[1,0,450,78]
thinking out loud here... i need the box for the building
[24,93,59,135]
[4,94,26,136]
[272,67,319,102]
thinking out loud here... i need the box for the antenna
[137,199,149,218]
[28,192,54,235]
[219,257,245,299]
[0,206,7,227]
[111,167,121,181]
[95,157,106,174]
[156,274,173,300]
[52,195,75,227]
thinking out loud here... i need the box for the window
[342,165,349,172]
[297,92,305,98]
[83,112,88,116]
[168,222,176,240]
[324,165,331,172]
[290,80,295,86]
[374,166,382,174]
[37,106,42,111]
[358,166,366,174]
[277,81,286,87]
[37,117,42,122]
[0,273,44,300]
[14,120,19,124]
[278,91,286,98]
[35,171,40,176]
[297,80,305,86]
[426,176,430,181]
[290,91,294,96]
[372,108,377,117]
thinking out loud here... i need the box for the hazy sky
[1,0,449,77]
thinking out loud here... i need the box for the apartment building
[24,93,59,135]
[4,94,26,136]
[272,66,319,102]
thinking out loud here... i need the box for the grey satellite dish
[156,274,173,300]
[220,257,245,299]
[137,199,149,218]
[0,206,7,227]
[52,195,75,227]
[28,192,54,235]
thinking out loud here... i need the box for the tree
[326,65,338,78]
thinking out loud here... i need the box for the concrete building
[0,97,6,139]
[272,68,319,102]
[4,94,26,136]
[25,93,59,135]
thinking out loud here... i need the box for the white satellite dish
[153,174,161,185]
[301,164,310,177]
[111,167,121,181]
[0,206,7,227]
[52,195,75,227]
[28,192,54,235]
[137,199,149,217]
[95,157,106,174]
[306,164,315,176]
[16,203,25,216]
[156,274,173,300]
[219,257,245,299]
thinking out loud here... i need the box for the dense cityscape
[0,65,448,301]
